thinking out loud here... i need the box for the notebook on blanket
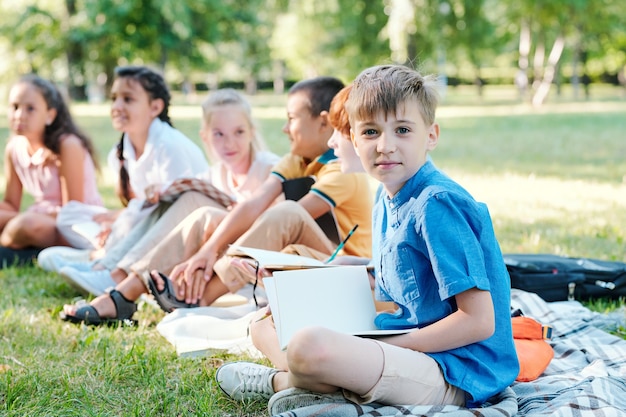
[263,266,413,350]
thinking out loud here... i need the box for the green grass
[1,84,626,416]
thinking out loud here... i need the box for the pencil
[254,312,272,322]
[325,224,359,264]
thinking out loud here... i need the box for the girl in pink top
[0,75,102,250]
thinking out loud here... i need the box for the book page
[70,221,101,248]
[229,246,328,270]
[263,266,412,349]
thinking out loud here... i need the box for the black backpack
[504,253,626,302]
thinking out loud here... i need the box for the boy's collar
[388,160,436,204]
[316,148,338,165]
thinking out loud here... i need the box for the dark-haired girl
[56,66,208,252]
[0,74,102,257]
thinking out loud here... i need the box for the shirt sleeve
[310,162,359,208]
[271,154,303,181]
[420,191,492,300]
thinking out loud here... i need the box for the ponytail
[116,134,132,206]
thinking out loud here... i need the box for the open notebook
[263,265,413,350]
[228,245,331,271]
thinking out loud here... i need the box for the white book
[263,265,413,350]
[229,245,330,271]
[70,221,101,248]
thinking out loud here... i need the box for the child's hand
[92,210,120,224]
[91,210,119,248]
[169,251,217,304]
[95,225,111,248]
[144,183,162,204]
[230,257,272,283]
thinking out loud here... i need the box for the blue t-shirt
[372,161,519,407]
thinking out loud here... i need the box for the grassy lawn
[1,84,626,416]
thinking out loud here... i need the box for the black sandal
[61,289,138,326]
[144,271,199,313]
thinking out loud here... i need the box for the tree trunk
[245,76,258,95]
[64,0,86,100]
[474,67,484,98]
[532,35,565,107]
[516,20,530,101]
[532,39,545,90]
[273,60,285,95]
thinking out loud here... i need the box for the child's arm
[381,287,495,353]
[169,175,284,303]
[296,192,334,219]
[0,145,22,225]
[57,134,88,204]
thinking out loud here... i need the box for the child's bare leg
[108,268,128,284]
[0,212,59,248]
[249,308,289,370]
[275,327,383,395]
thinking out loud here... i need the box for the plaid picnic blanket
[271,289,626,417]
[142,178,235,209]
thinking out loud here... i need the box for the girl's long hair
[113,66,172,206]
[19,74,100,170]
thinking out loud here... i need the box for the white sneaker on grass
[59,266,116,296]
[268,387,350,415]
[37,246,91,272]
[215,361,277,401]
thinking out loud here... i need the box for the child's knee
[288,326,332,374]
[1,214,41,246]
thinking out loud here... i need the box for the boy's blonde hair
[201,88,267,163]
[346,65,439,126]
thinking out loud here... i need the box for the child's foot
[215,361,278,401]
[144,271,198,312]
[60,290,137,326]
[62,293,116,319]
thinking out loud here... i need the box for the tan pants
[99,192,225,273]
[128,200,228,276]
[213,200,336,293]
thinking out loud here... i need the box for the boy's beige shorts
[343,340,466,407]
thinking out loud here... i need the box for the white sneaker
[59,266,116,296]
[215,361,277,401]
[37,247,91,272]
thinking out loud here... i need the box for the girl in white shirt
[55,65,208,250]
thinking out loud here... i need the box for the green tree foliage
[0,0,623,101]
[0,1,65,78]
[0,0,267,96]
[269,0,389,82]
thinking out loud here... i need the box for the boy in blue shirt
[216,64,519,413]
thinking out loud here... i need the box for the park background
[1,1,626,416]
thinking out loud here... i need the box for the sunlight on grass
[446,170,626,259]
